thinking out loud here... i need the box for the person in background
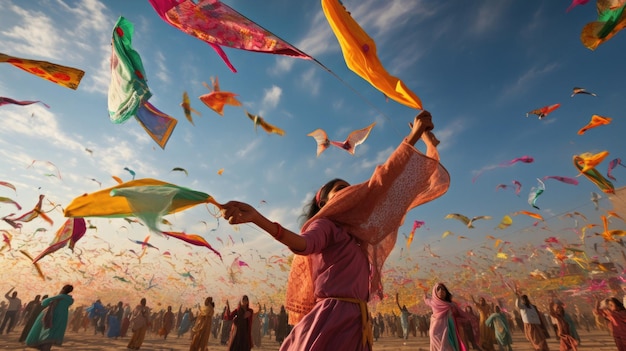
[25,284,74,351]
[127,297,149,350]
[486,305,513,351]
[225,296,254,351]
[161,305,175,340]
[515,290,550,351]
[0,287,21,334]
[190,297,214,351]
[595,296,626,351]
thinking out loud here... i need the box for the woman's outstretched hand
[221,201,258,225]
[406,110,435,146]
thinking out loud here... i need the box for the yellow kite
[321,0,422,110]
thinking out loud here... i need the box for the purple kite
[0,97,50,108]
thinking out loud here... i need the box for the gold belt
[328,297,373,349]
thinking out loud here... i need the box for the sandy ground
[0,326,619,350]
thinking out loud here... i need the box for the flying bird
[245,111,285,136]
[307,123,376,156]
[181,91,201,125]
[571,87,597,97]
[526,103,560,119]
[444,213,492,228]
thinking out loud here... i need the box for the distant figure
[190,297,215,351]
[106,301,124,339]
[127,298,149,350]
[21,295,41,326]
[515,290,550,351]
[25,284,74,351]
[424,283,465,351]
[472,295,496,351]
[549,301,578,351]
[486,305,513,351]
[161,305,175,340]
[178,308,192,338]
[225,295,254,351]
[0,287,21,334]
[595,297,626,350]
[20,294,49,342]
[275,305,288,344]
[396,293,410,340]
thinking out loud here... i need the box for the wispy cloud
[469,2,509,35]
[154,51,171,84]
[499,63,559,99]
[262,85,282,110]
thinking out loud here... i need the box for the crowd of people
[3,283,626,350]
[0,286,291,350]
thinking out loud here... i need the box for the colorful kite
[162,231,221,260]
[321,0,422,109]
[181,91,200,125]
[496,215,513,230]
[0,97,50,108]
[0,52,84,90]
[32,218,87,263]
[64,178,222,258]
[245,111,285,136]
[567,0,592,12]
[577,151,610,173]
[581,0,626,50]
[5,195,53,228]
[135,101,178,149]
[0,181,16,193]
[526,104,560,119]
[406,220,425,249]
[27,160,62,180]
[109,17,177,149]
[571,87,597,97]
[0,197,21,210]
[578,115,612,135]
[607,158,626,180]
[574,154,615,194]
[148,0,310,73]
[307,123,376,156]
[512,210,544,221]
[528,178,545,210]
[199,77,242,116]
[472,158,533,183]
[542,176,579,185]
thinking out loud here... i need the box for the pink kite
[148,0,310,73]
[0,97,50,108]
[406,220,425,249]
[566,0,591,12]
[472,157,533,183]
[33,218,86,263]
[607,158,626,181]
[542,176,579,185]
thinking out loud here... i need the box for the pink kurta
[280,218,369,351]
[425,285,466,351]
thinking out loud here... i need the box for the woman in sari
[424,283,466,351]
[190,297,215,351]
[25,285,74,351]
[595,297,626,351]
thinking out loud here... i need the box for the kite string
[228,6,404,138]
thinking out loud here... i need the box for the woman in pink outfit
[424,283,466,351]
[222,111,449,351]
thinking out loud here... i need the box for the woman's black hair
[609,297,626,311]
[61,284,74,294]
[300,178,346,225]
[437,283,452,302]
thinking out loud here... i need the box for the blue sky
[1,0,625,308]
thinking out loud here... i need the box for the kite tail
[19,250,46,281]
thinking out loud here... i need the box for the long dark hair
[300,178,346,225]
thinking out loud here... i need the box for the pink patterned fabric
[285,141,449,324]
[148,0,310,72]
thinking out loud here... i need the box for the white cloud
[154,51,171,84]
[262,85,282,110]
[299,68,321,96]
[0,5,67,59]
